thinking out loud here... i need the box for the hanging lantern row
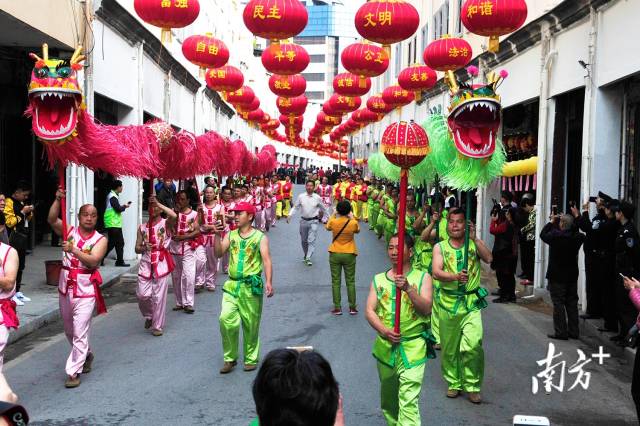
[134,0,200,44]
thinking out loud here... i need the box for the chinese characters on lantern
[532,343,611,394]
[363,11,393,27]
[161,0,190,8]
[467,1,494,18]
[448,47,470,58]
[364,49,386,64]
[253,5,283,20]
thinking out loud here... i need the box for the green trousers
[377,355,425,426]
[329,252,357,309]
[219,285,263,364]
[369,207,380,230]
[430,284,441,344]
[439,308,484,392]
[376,215,386,238]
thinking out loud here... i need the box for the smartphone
[569,201,576,209]
[551,205,558,216]
[620,273,628,280]
[589,196,597,203]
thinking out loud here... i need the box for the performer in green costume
[365,234,435,426]
[368,181,381,231]
[432,208,492,404]
[382,188,399,244]
[375,185,392,239]
[214,202,274,374]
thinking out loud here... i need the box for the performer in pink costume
[219,186,236,274]
[47,188,107,388]
[269,176,279,228]
[170,190,200,314]
[251,177,266,232]
[263,179,274,232]
[0,242,19,372]
[135,196,177,336]
[316,176,334,224]
[199,186,224,291]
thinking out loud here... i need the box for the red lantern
[333,73,371,97]
[316,112,342,128]
[134,0,200,43]
[461,0,528,52]
[243,0,308,42]
[260,119,280,132]
[398,65,438,101]
[423,36,473,71]
[328,94,362,114]
[354,0,420,50]
[182,33,229,75]
[352,108,380,124]
[206,66,244,92]
[381,120,429,168]
[236,97,260,113]
[367,93,394,115]
[262,42,310,75]
[277,95,308,116]
[246,109,266,123]
[341,42,389,78]
[226,86,255,106]
[269,74,307,98]
[280,114,303,127]
[323,102,343,118]
[382,85,415,109]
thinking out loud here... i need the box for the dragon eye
[35,68,48,78]
[57,67,72,78]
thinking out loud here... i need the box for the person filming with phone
[103,179,132,267]
[540,209,585,340]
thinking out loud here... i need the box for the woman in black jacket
[490,207,518,303]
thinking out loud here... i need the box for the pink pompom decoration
[499,69,509,78]
[466,65,479,77]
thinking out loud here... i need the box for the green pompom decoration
[368,151,436,186]
[422,113,505,191]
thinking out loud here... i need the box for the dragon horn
[29,52,43,62]
[70,45,84,64]
[42,43,49,62]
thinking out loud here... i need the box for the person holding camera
[519,196,536,285]
[4,181,33,306]
[489,206,518,303]
[103,180,132,267]
[432,208,493,404]
[135,196,177,337]
[540,213,585,340]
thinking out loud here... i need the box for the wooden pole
[58,166,67,238]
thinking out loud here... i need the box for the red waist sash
[0,298,18,329]
[62,266,107,315]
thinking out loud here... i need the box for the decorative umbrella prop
[380,120,429,333]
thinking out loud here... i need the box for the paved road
[4,200,638,425]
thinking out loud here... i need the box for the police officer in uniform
[612,201,640,345]
[572,191,612,319]
[599,199,621,333]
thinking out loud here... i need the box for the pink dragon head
[27,44,84,144]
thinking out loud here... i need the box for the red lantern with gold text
[341,42,389,78]
[317,112,342,128]
[243,0,308,43]
[424,36,472,91]
[398,65,437,101]
[206,66,244,92]
[134,0,200,43]
[461,0,527,52]
[328,94,362,115]
[182,33,229,76]
[333,72,371,97]
[262,42,310,75]
[246,109,267,123]
[277,95,308,123]
[367,93,394,115]
[226,86,255,107]
[352,108,380,125]
[354,0,420,53]
[236,97,260,113]
[260,119,280,132]
[269,74,307,98]
[323,102,343,118]
[382,85,415,109]
[381,120,429,333]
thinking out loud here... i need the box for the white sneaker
[15,292,31,302]
[11,295,24,306]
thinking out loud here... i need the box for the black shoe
[598,327,618,333]
[610,335,624,342]
[507,296,517,302]
[568,334,580,339]
[115,262,131,267]
[490,290,500,296]
[492,297,508,303]
[547,334,569,340]
[616,339,630,348]
[580,314,601,320]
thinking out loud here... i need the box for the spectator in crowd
[499,191,518,209]
[103,180,132,267]
[156,179,176,211]
[443,187,457,209]
[287,181,326,266]
[4,181,33,305]
[519,196,536,285]
[251,348,343,426]
[326,200,359,316]
[540,213,585,340]
[612,201,640,346]
[490,207,518,303]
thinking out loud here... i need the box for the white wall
[493,45,542,108]
[549,19,590,97]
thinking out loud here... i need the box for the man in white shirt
[287,181,327,266]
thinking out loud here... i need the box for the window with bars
[303,73,325,82]
[456,0,464,35]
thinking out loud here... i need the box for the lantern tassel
[199,68,206,79]
[161,28,172,44]
[359,77,367,89]
[415,91,421,102]
[488,36,500,53]
[383,44,391,58]
[445,70,459,93]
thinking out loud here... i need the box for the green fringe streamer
[368,152,436,187]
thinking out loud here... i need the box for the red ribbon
[64,266,107,315]
[0,298,19,329]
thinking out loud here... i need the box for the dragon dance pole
[463,191,472,270]
[148,179,155,242]
[58,166,67,238]
[394,168,409,334]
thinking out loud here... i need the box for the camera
[491,199,507,220]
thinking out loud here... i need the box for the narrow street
[3,205,637,425]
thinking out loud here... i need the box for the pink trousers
[203,246,218,289]
[172,249,196,308]
[59,292,95,376]
[195,245,207,289]
[254,209,266,232]
[0,325,8,371]
[137,275,170,331]
[271,204,277,226]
